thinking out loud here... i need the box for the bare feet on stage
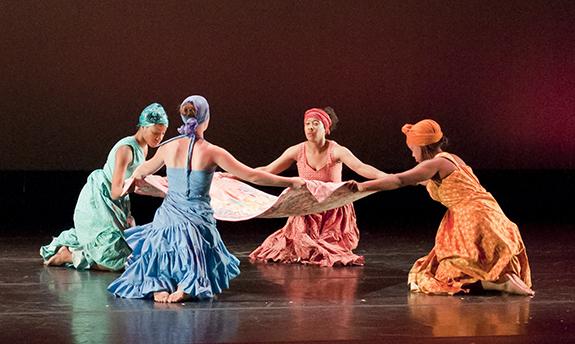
[481,273,535,296]
[44,246,73,266]
[153,287,190,303]
[167,287,190,303]
[153,291,170,303]
[505,273,535,296]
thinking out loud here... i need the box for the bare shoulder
[115,145,135,162]
[438,152,467,166]
[330,140,345,151]
[201,140,226,158]
[200,140,218,152]
[283,143,301,157]
[330,141,352,159]
[162,138,186,156]
[116,144,133,155]
[449,153,467,166]
[163,138,182,150]
[430,155,458,176]
[195,139,210,148]
[290,142,305,150]
[419,158,442,169]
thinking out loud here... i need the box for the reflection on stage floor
[0,222,573,343]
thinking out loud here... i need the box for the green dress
[40,136,145,271]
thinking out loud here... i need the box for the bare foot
[153,291,170,303]
[505,273,535,296]
[167,287,190,303]
[481,273,534,296]
[44,246,73,266]
[127,215,136,228]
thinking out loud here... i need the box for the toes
[167,293,180,303]
[507,274,534,296]
[153,292,169,303]
[45,254,61,266]
[167,291,187,303]
[44,256,54,265]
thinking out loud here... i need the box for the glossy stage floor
[0,220,573,344]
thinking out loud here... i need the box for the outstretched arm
[358,159,441,192]
[110,146,134,200]
[335,145,388,179]
[131,145,167,179]
[212,145,303,188]
[257,145,298,174]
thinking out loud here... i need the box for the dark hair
[323,106,339,132]
[179,102,197,118]
[421,136,449,161]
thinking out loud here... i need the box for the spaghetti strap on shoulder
[297,142,306,160]
[326,140,336,163]
[438,152,481,184]
[158,134,196,171]
[186,137,199,172]
[436,152,459,167]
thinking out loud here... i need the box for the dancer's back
[162,138,214,200]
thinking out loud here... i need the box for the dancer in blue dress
[108,95,305,303]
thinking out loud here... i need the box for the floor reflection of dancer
[108,95,304,303]
[408,293,531,336]
[357,119,533,296]
[250,107,387,267]
[40,268,117,344]
[255,264,363,340]
[111,300,240,343]
[40,103,168,271]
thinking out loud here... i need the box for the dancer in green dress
[40,103,169,271]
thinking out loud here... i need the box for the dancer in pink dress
[249,107,387,266]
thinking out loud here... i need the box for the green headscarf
[137,103,169,127]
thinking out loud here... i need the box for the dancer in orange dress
[249,107,387,267]
[357,119,533,295]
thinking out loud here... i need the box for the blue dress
[107,139,240,300]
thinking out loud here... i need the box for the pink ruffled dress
[250,141,364,266]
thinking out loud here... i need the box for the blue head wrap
[177,95,210,138]
[137,103,169,127]
[159,95,210,169]
[159,95,210,151]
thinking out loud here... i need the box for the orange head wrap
[304,108,332,135]
[401,119,443,146]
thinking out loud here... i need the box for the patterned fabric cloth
[126,173,376,221]
[40,136,144,270]
[408,152,532,294]
[250,141,364,267]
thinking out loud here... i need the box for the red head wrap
[304,108,332,135]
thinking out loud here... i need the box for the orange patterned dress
[408,152,532,294]
[249,140,364,267]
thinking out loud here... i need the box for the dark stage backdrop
[1,1,574,171]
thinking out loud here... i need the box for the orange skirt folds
[408,153,532,295]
